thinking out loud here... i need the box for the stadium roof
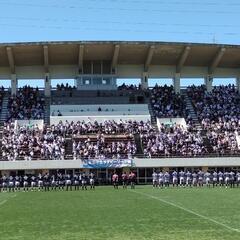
[1,41,240,75]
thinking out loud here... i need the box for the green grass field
[0,186,240,240]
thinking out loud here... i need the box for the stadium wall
[0,157,240,170]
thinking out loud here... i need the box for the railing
[0,151,240,162]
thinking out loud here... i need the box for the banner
[82,159,132,169]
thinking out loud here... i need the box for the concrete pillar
[75,75,82,90]
[11,74,17,96]
[204,75,213,92]
[173,73,181,93]
[44,73,51,97]
[141,72,149,89]
[236,76,240,92]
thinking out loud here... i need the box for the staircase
[65,138,73,159]
[201,130,213,153]
[0,93,9,124]
[134,134,143,155]
[181,89,202,131]
[44,97,51,125]
[148,103,159,132]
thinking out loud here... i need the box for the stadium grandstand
[0,40,239,182]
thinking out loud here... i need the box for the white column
[204,75,213,92]
[236,76,240,92]
[11,74,17,96]
[173,73,181,93]
[44,73,51,97]
[141,72,149,89]
[75,75,82,90]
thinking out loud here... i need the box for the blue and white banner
[82,159,132,169]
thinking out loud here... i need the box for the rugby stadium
[0,40,239,240]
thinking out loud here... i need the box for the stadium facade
[0,41,240,181]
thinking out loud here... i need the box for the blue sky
[0,0,239,87]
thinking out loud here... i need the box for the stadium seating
[187,84,240,155]
[0,84,239,161]
[7,86,45,121]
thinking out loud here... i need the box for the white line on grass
[0,200,7,206]
[131,190,240,233]
[0,193,17,207]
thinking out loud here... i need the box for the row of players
[152,170,240,188]
[0,171,137,192]
[0,173,96,192]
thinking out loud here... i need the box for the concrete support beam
[236,76,240,92]
[6,47,15,74]
[209,47,226,75]
[205,75,213,92]
[111,45,120,73]
[173,73,181,93]
[43,46,49,73]
[141,72,149,89]
[44,73,51,97]
[11,74,17,96]
[78,45,84,74]
[176,46,191,73]
[144,45,155,72]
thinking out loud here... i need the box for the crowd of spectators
[1,120,152,161]
[150,85,188,118]
[187,84,240,130]
[117,83,141,91]
[207,130,238,155]
[1,123,65,161]
[141,123,207,157]
[1,83,239,160]
[49,120,153,136]
[73,135,136,159]
[7,86,45,121]
[56,83,76,91]
[187,84,240,155]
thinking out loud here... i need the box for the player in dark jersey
[23,174,29,192]
[2,175,8,192]
[0,176,2,192]
[8,175,15,192]
[65,174,72,191]
[81,172,88,190]
[89,172,95,190]
[229,171,235,188]
[31,175,37,191]
[51,174,57,191]
[57,173,65,191]
[37,174,44,191]
[44,173,50,191]
[73,173,80,191]
[15,175,21,192]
